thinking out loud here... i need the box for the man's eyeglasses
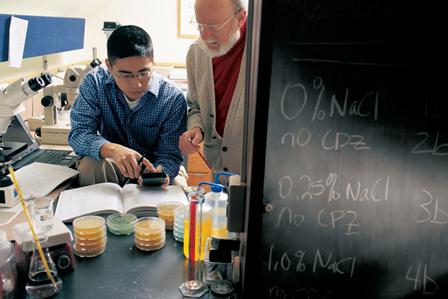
[114,69,153,81]
[190,10,240,32]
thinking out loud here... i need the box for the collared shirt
[69,65,187,181]
[212,21,247,137]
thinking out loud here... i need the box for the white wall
[0,0,196,82]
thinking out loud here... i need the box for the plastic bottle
[206,171,239,238]
[183,186,212,260]
[0,230,17,299]
[199,182,228,238]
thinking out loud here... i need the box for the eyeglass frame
[190,9,241,33]
[112,67,154,81]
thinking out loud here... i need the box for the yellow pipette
[8,166,58,289]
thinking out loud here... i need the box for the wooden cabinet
[186,144,212,190]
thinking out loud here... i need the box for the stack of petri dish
[173,206,185,242]
[134,217,165,251]
[156,202,185,230]
[106,213,137,235]
[73,215,107,258]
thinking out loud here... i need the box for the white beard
[198,25,241,59]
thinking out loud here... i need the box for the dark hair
[107,25,154,64]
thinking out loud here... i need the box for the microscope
[62,58,102,108]
[0,75,75,275]
[0,73,52,207]
[39,58,101,145]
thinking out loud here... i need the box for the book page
[122,185,188,215]
[12,162,79,198]
[55,183,124,222]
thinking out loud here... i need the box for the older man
[178,0,248,176]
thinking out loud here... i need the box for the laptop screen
[2,115,40,161]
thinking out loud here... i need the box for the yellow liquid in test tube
[211,227,229,238]
[183,217,212,260]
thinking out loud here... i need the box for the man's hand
[100,143,155,179]
[157,165,170,188]
[178,127,203,155]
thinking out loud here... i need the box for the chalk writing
[280,128,370,151]
[300,0,327,20]
[275,206,305,229]
[313,249,356,278]
[280,77,379,123]
[281,128,312,147]
[412,131,448,156]
[293,287,318,299]
[322,129,370,150]
[277,174,389,203]
[416,190,448,224]
[405,263,439,295]
[317,209,360,235]
[268,285,332,299]
[279,176,294,199]
[273,203,360,235]
[269,286,288,299]
[267,245,356,278]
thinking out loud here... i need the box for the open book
[55,183,187,222]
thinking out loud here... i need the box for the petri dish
[106,213,137,235]
[73,215,105,233]
[157,202,185,230]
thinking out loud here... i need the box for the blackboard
[243,1,447,298]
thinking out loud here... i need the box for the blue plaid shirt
[68,66,187,181]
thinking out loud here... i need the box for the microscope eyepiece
[40,72,53,86]
[90,58,102,68]
[27,73,52,92]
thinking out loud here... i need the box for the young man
[69,25,187,187]
[178,0,248,176]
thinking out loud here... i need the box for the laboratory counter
[15,228,229,299]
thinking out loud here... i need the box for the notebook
[2,115,80,170]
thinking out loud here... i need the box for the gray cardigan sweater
[186,42,246,176]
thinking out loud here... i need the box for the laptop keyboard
[12,149,80,169]
[34,150,71,163]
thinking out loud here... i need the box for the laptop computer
[2,115,80,170]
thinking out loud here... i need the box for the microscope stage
[0,141,27,162]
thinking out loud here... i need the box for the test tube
[179,186,208,297]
